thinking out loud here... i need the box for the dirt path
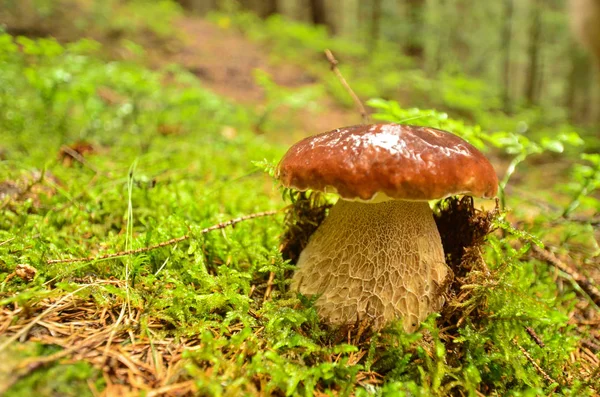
[168,17,360,140]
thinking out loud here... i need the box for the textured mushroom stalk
[292,198,449,332]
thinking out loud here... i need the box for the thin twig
[47,210,279,264]
[514,340,559,388]
[524,326,545,348]
[324,49,370,124]
[531,245,600,308]
[0,237,15,247]
[263,271,275,303]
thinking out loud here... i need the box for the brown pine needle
[0,283,94,353]
[47,210,279,264]
[324,49,370,124]
[146,381,196,397]
[59,144,100,174]
[263,271,276,303]
[102,303,128,362]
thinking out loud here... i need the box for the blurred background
[1,0,599,219]
[2,0,600,141]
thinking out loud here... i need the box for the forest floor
[2,10,600,397]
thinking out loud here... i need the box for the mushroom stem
[292,198,449,332]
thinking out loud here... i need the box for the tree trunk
[404,0,426,59]
[524,0,543,106]
[567,48,593,123]
[569,0,600,67]
[245,0,278,18]
[310,0,328,26]
[432,0,447,73]
[501,0,514,113]
[369,0,382,53]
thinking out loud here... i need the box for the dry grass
[0,279,199,396]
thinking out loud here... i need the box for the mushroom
[277,123,498,332]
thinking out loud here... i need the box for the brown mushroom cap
[277,123,498,201]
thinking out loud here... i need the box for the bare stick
[263,271,276,303]
[514,340,559,387]
[531,245,600,308]
[0,237,15,247]
[47,210,278,264]
[324,49,370,124]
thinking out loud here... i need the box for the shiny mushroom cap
[277,123,498,201]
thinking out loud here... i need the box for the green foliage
[0,33,248,157]
[209,9,415,109]
[0,341,104,396]
[217,8,579,139]
[94,0,182,39]
[212,10,363,60]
